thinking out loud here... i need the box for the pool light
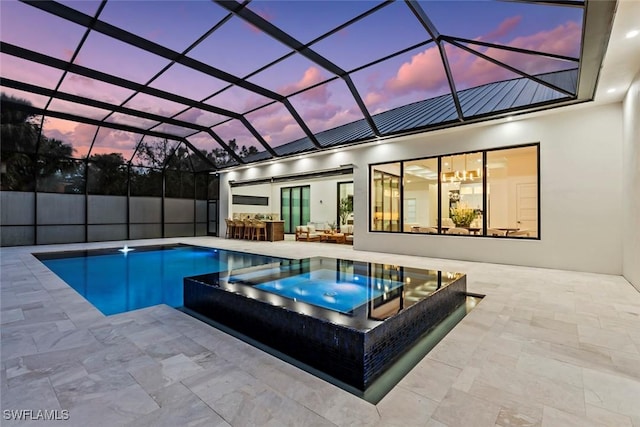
[118,245,134,254]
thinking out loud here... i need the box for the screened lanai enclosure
[0,0,614,246]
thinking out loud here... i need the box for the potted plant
[339,196,353,225]
[449,204,477,227]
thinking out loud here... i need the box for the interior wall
[272,179,339,226]
[623,71,640,290]
[226,176,351,229]
[229,183,272,218]
[222,102,624,274]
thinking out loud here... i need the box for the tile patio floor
[1,237,639,426]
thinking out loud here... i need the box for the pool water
[36,244,284,315]
[250,269,404,314]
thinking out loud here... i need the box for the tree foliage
[0,93,40,154]
[1,92,257,195]
[87,153,128,195]
[339,196,354,225]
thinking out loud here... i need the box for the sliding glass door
[281,185,310,233]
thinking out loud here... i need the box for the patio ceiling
[0,0,616,170]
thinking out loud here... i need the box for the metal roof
[0,1,615,171]
[246,68,577,162]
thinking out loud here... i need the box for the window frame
[368,142,540,240]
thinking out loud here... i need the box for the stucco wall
[223,102,625,275]
[622,72,640,290]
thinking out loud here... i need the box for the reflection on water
[217,257,464,324]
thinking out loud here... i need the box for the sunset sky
[0,0,582,164]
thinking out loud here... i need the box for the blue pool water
[251,269,404,313]
[37,245,284,315]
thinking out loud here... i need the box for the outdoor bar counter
[264,220,285,241]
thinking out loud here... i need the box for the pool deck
[1,237,640,426]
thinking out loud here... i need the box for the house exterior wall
[222,102,625,275]
[623,72,640,290]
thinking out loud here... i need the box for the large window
[486,146,539,238]
[441,152,484,235]
[371,163,400,232]
[403,158,438,233]
[370,144,539,238]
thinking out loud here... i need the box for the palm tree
[87,153,128,195]
[0,93,40,153]
[1,94,39,190]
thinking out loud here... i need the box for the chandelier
[441,154,482,183]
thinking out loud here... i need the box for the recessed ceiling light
[506,116,513,121]
[607,88,616,93]
[626,30,639,39]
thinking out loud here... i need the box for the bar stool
[253,220,267,241]
[224,218,235,239]
[243,219,254,240]
[233,219,244,239]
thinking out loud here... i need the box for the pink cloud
[62,48,75,62]
[363,18,581,111]
[69,123,100,157]
[385,45,449,95]
[253,108,303,144]
[509,20,581,58]
[480,16,522,41]
[244,94,271,112]
[302,106,363,134]
[175,108,204,123]
[362,44,448,110]
[279,67,329,101]
[243,7,275,34]
[450,21,581,89]
[63,74,134,106]
[89,128,141,159]
[146,29,164,42]
[40,120,137,158]
[245,102,281,121]
[212,119,256,148]
[302,104,341,122]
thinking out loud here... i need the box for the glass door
[281,188,291,233]
[291,187,301,231]
[301,186,310,225]
[281,185,310,233]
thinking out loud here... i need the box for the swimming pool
[185,256,468,389]
[36,243,471,396]
[35,244,284,315]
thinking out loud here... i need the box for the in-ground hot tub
[184,257,467,390]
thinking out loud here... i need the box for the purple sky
[0,0,583,162]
